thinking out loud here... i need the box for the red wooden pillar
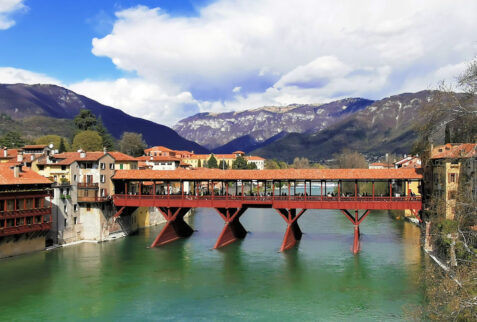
[288,181,291,200]
[150,207,193,247]
[167,181,170,199]
[354,180,357,200]
[276,208,307,251]
[372,181,375,200]
[181,181,184,199]
[214,208,248,249]
[125,182,128,195]
[226,181,229,201]
[389,181,392,200]
[241,181,244,200]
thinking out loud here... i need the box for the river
[0,207,425,321]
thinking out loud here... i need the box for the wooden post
[372,181,375,200]
[338,180,341,201]
[355,180,357,201]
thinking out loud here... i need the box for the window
[74,204,78,212]
[38,165,44,170]
[120,164,123,170]
[100,175,105,183]
[61,165,66,171]
[64,205,67,213]
[73,175,77,182]
[64,218,67,227]
[73,217,77,225]
[100,162,105,170]
[86,203,91,211]
[449,173,457,183]
[448,190,457,200]
[110,163,114,170]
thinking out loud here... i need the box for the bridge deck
[113,194,422,210]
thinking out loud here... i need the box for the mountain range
[0,84,208,153]
[175,91,437,162]
[174,98,374,151]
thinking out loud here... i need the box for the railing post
[338,180,341,201]
[389,181,392,201]
[226,181,228,201]
[372,181,375,201]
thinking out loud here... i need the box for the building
[136,155,182,170]
[429,143,477,219]
[0,164,52,258]
[32,150,139,244]
[395,155,421,169]
[369,162,394,169]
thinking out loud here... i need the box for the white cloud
[0,67,62,84]
[69,78,200,126]
[0,0,26,29]
[86,0,477,122]
[2,0,477,127]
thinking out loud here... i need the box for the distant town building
[0,164,52,258]
[142,146,266,170]
[395,155,421,169]
[369,162,394,169]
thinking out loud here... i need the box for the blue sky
[0,0,476,126]
[0,0,211,82]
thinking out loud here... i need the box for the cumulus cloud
[2,0,477,126]
[0,0,26,29]
[86,0,477,122]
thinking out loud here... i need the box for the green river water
[0,207,425,321]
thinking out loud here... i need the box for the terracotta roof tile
[108,151,136,161]
[23,145,47,149]
[113,168,423,181]
[0,164,51,185]
[431,143,477,159]
[144,146,173,152]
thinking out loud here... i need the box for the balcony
[77,196,109,203]
[78,183,99,189]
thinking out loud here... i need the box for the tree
[72,131,103,151]
[278,161,288,169]
[265,159,280,169]
[96,116,115,151]
[59,138,66,153]
[291,157,310,169]
[333,149,368,169]
[207,154,219,168]
[0,131,25,148]
[247,162,257,169]
[74,110,97,131]
[232,155,248,169]
[119,132,147,157]
[218,159,229,169]
[35,135,70,152]
[414,58,477,153]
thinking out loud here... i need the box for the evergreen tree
[74,110,97,131]
[247,162,257,169]
[59,137,66,153]
[119,132,147,157]
[207,154,219,168]
[96,116,115,150]
[218,160,229,169]
[444,123,451,143]
[232,155,248,169]
[0,131,25,148]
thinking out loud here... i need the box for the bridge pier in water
[150,207,193,248]
[340,209,370,254]
[276,208,307,251]
[214,208,248,249]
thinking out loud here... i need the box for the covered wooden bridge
[112,168,423,254]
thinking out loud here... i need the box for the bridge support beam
[276,208,307,252]
[150,207,193,248]
[214,208,248,249]
[410,209,423,223]
[341,209,370,254]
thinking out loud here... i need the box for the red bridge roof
[113,168,423,181]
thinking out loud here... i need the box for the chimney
[3,147,7,158]
[103,147,107,155]
[17,150,24,162]
[79,149,86,158]
[13,164,21,178]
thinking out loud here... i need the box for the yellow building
[430,143,477,220]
